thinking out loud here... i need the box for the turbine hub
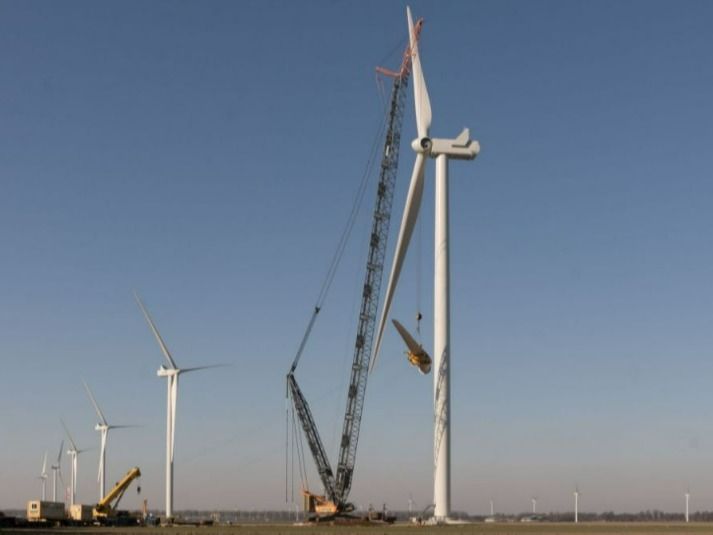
[412,137,432,153]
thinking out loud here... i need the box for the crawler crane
[286,17,424,521]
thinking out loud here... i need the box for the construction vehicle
[286,16,423,522]
[93,466,141,523]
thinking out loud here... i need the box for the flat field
[2,523,712,535]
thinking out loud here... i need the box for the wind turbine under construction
[134,292,223,522]
[370,6,480,523]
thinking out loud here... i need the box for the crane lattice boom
[287,23,419,516]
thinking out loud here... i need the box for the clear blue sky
[2,0,713,515]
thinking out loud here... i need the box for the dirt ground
[2,522,713,535]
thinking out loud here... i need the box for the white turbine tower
[531,497,537,514]
[574,487,580,523]
[135,292,222,522]
[38,451,48,501]
[370,6,480,523]
[685,489,690,523]
[50,440,64,502]
[61,419,86,507]
[83,379,136,501]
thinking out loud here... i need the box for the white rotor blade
[82,380,108,426]
[41,451,48,474]
[60,418,79,452]
[407,6,431,139]
[134,291,178,370]
[56,440,64,464]
[108,424,140,429]
[370,151,428,372]
[181,364,229,374]
[392,319,422,355]
[97,431,106,482]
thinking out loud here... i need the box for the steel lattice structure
[287,68,411,516]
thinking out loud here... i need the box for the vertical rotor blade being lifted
[82,380,108,426]
[41,451,48,474]
[134,291,178,370]
[370,152,428,372]
[407,6,431,139]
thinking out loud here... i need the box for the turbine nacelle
[430,128,480,160]
[157,365,180,377]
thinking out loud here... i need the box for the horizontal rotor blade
[134,291,178,370]
[82,379,108,426]
[108,424,140,429]
[370,151,427,372]
[180,363,230,374]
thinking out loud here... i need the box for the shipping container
[26,501,65,521]
[69,504,93,522]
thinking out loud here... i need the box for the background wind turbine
[83,379,136,501]
[574,487,580,523]
[50,440,64,502]
[60,418,86,508]
[38,451,48,501]
[134,292,224,522]
[685,489,690,523]
[370,6,479,523]
[531,496,537,514]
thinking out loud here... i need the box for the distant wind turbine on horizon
[574,486,580,524]
[50,440,63,502]
[38,451,48,501]
[60,418,87,508]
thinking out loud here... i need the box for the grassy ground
[2,523,713,535]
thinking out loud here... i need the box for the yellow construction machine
[93,467,141,522]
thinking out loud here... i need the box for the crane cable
[288,104,388,375]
